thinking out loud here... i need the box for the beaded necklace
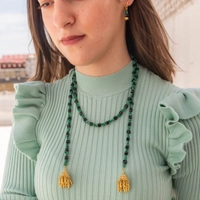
[59,58,139,192]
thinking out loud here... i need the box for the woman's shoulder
[13,81,46,161]
[12,69,74,161]
[139,65,200,102]
[158,87,200,176]
[139,66,200,175]
[14,67,74,107]
[47,67,74,91]
[158,87,200,175]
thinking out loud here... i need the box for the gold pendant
[58,166,73,188]
[117,171,130,192]
[125,17,129,21]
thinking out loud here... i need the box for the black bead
[68,109,71,113]
[129,115,132,119]
[83,118,87,122]
[128,97,132,101]
[69,95,72,99]
[66,132,70,136]
[65,155,69,160]
[79,112,83,116]
[125,145,129,149]
[114,116,118,120]
[77,106,81,109]
[123,160,128,164]
[128,122,131,126]
[74,100,78,103]
[124,104,128,109]
[67,140,70,144]
[90,122,93,126]
[127,130,131,134]
[125,151,129,155]
[106,121,110,125]
[68,102,72,106]
[119,111,123,115]
[67,116,72,120]
[67,124,71,128]
[126,137,130,141]
[65,147,69,152]
[98,123,102,127]
[129,108,133,112]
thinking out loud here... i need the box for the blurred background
[0,0,200,188]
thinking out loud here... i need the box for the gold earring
[124,2,129,21]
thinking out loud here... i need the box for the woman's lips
[61,35,85,45]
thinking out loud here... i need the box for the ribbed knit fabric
[1,62,200,200]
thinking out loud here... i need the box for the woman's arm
[172,115,200,200]
[0,132,38,200]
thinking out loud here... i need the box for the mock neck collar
[75,61,134,97]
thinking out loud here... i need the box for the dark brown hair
[27,0,176,82]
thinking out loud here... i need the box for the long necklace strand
[59,58,139,192]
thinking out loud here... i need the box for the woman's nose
[53,2,74,29]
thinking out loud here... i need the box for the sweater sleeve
[173,114,200,200]
[0,132,38,200]
[159,88,200,200]
[0,82,46,200]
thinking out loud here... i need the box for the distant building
[26,54,36,77]
[0,54,36,91]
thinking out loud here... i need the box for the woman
[0,0,200,199]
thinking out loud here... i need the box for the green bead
[117,113,121,117]
[64,161,68,166]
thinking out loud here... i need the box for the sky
[0,0,34,58]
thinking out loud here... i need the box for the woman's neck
[75,50,131,77]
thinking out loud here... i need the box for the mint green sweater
[1,62,200,200]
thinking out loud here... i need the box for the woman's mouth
[61,35,85,46]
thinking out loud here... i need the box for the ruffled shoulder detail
[12,81,46,161]
[159,88,200,175]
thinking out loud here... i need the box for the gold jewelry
[125,2,129,21]
[117,170,130,192]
